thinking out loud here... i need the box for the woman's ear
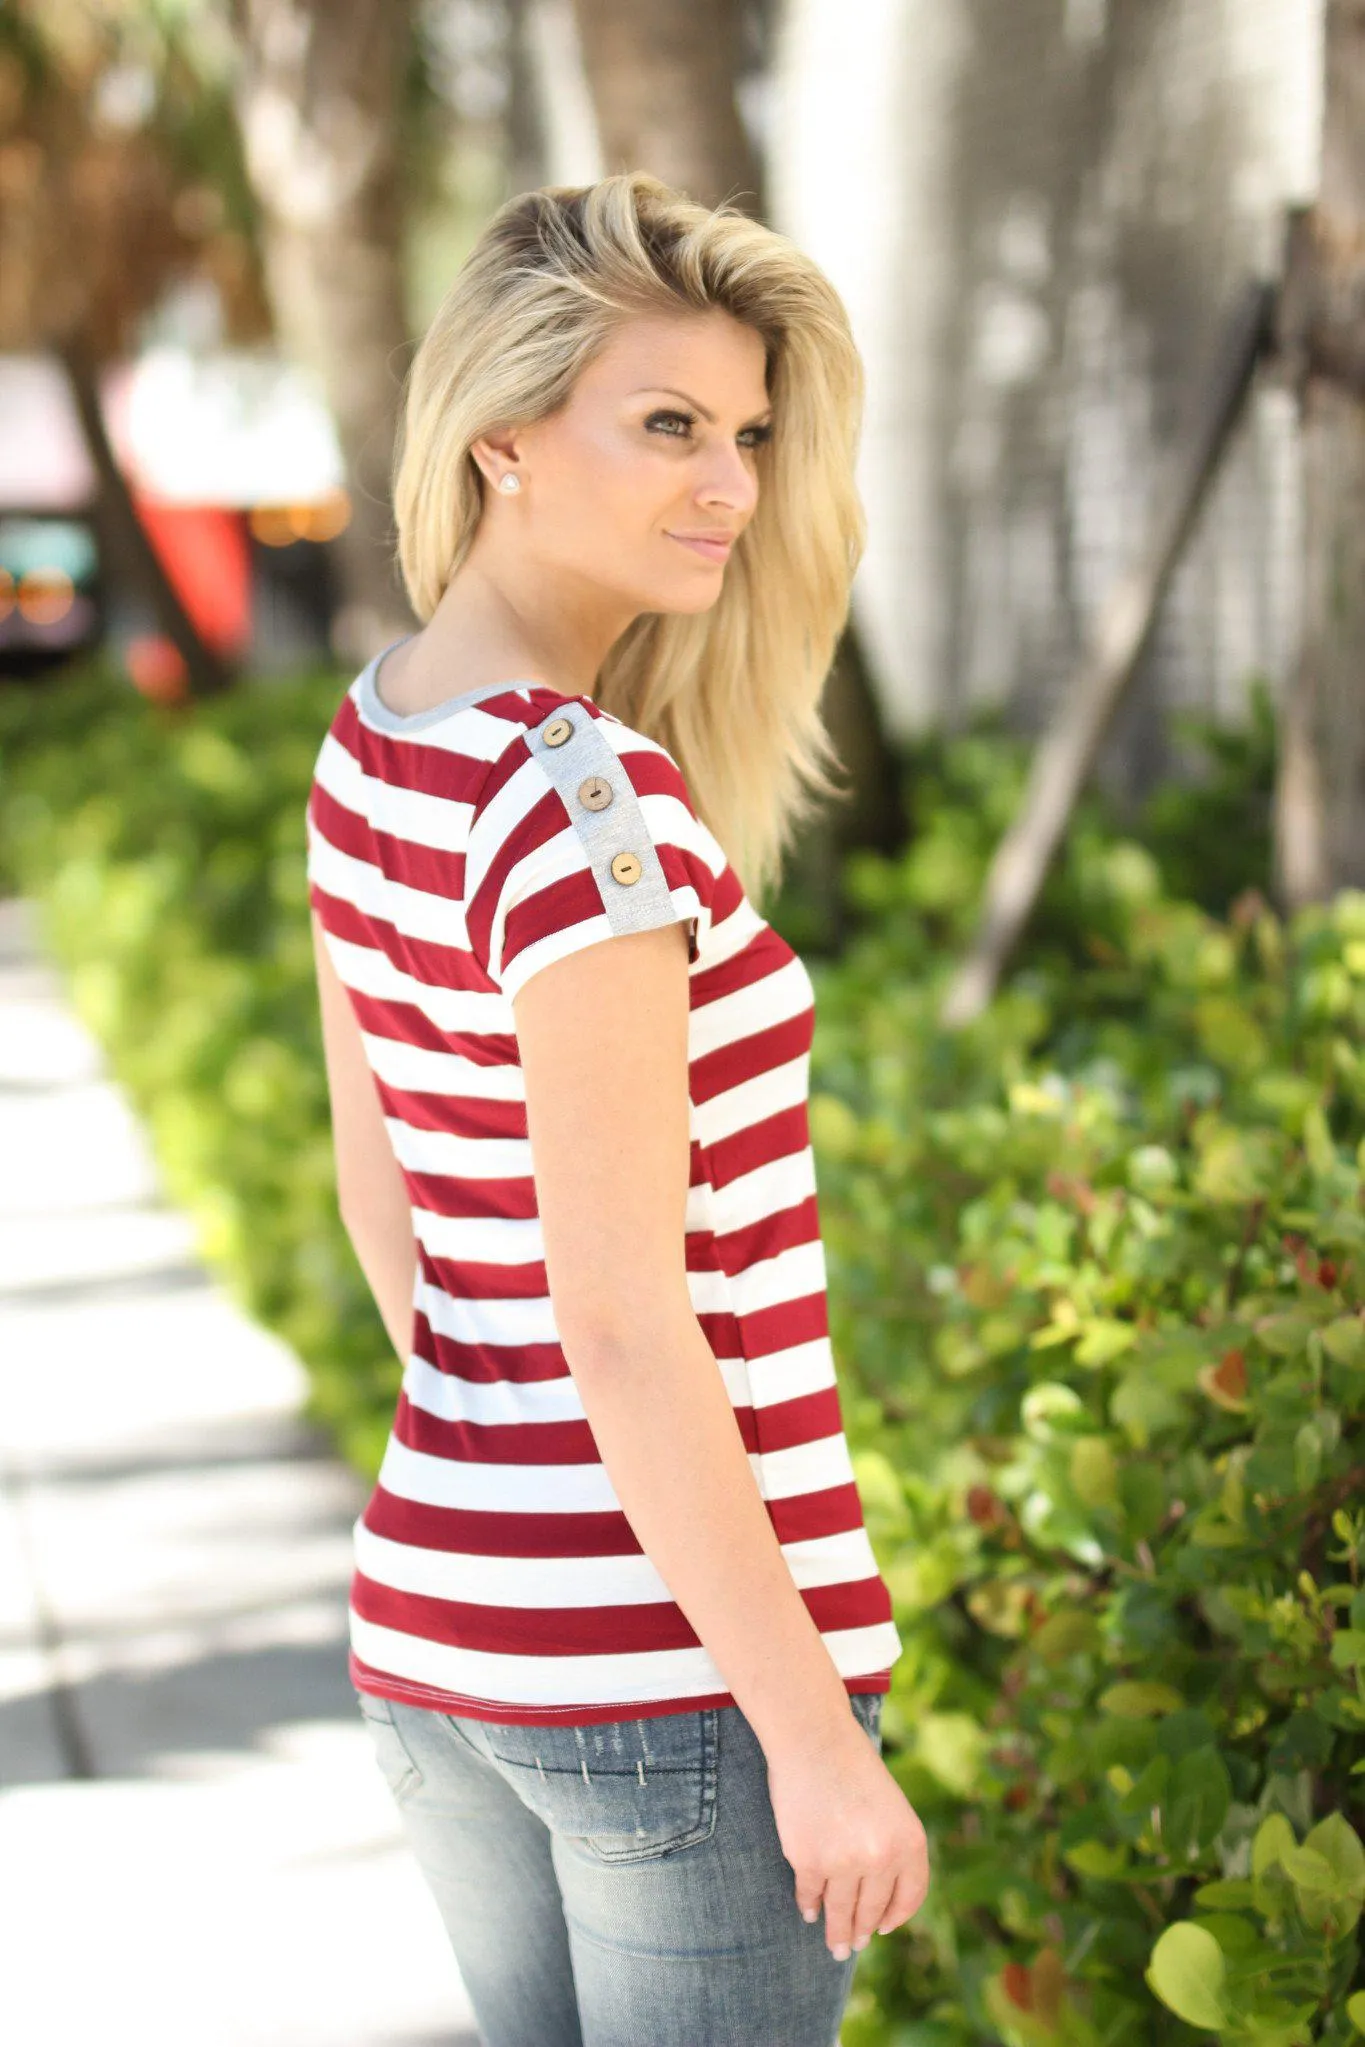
[470,428,523,491]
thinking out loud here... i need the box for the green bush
[2,666,1361,2042]
[0,665,397,1475]
[813,742,1365,2043]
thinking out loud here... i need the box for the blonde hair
[393,172,866,906]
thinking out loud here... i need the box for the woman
[306,171,929,2047]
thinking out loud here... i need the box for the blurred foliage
[0,0,272,354]
[2,663,1363,2042]
[812,722,1365,2041]
[0,665,395,1471]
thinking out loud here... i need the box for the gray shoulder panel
[526,703,679,938]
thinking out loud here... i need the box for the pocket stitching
[584,1705,718,1864]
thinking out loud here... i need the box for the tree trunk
[230,0,415,667]
[1272,0,1365,906]
[569,0,764,214]
[60,339,233,700]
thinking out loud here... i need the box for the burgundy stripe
[353,1569,891,1658]
[394,1392,603,1465]
[361,1478,869,1555]
[364,1487,645,1557]
[715,1196,820,1276]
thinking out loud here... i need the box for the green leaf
[1278,1843,1337,1895]
[1193,1880,1254,1909]
[1021,1382,1087,1440]
[1070,1436,1119,1507]
[1256,1310,1318,1356]
[1030,1610,1101,1663]
[1163,1750,1231,1859]
[1145,1922,1228,2028]
[1347,1990,1365,2032]
[1100,1681,1184,1719]
[1252,1813,1297,1875]
[1111,1371,1186,1448]
[1074,1317,1139,1368]
[1302,1812,1365,1893]
[1322,1315,1365,1367]
[1294,1421,1322,1490]
[1330,1630,1365,1669]
[1063,1839,1129,1879]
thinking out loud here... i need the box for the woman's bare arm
[511,918,858,1762]
[311,910,418,1363]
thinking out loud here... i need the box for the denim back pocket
[478,1708,718,1865]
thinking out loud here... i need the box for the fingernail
[853,1936,869,1952]
[801,1907,818,1923]
[830,1943,850,1961]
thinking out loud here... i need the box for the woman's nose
[696,444,759,519]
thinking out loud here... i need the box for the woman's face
[484,308,772,616]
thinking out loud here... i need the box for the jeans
[358,1687,885,2047]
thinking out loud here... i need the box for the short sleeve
[464,698,721,1003]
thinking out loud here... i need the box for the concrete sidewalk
[0,900,479,2047]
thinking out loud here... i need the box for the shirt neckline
[357,637,575,734]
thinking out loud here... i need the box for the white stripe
[757,1433,857,1499]
[376,1426,854,1512]
[402,1344,828,1423]
[689,955,814,1061]
[403,1354,587,1428]
[415,1276,557,1350]
[377,1433,625,1513]
[351,1614,731,1704]
[412,1204,545,1267]
[315,732,476,850]
[414,1265,736,1348]
[310,830,471,947]
[710,1152,817,1233]
[355,1521,883,1610]
[743,1337,839,1409]
[362,1034,522,1098]
[349,1614,901,1707]
[691,1058,809,1147]
[324,932,463,1025]
[726,1238,828,1319]
[386,1118,532,1180]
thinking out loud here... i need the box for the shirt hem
[349,1650,891,1726]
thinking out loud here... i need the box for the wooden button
[610,851,643,886]
[578,775,613,812]
[542,717,573,747]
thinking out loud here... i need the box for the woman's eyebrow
[630,385,773,426]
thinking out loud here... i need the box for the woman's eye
[644,411,774,450]
[645,410,695,438]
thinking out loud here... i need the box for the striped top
[305,649,902,1725]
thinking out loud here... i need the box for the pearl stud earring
[499,474,521,495]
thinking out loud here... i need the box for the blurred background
[2,4,1365,2045]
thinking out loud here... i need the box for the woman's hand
[766,1720,930,1959]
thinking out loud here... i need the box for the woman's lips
[667,533,733,564]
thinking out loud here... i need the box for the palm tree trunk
[569,0,763,214]
[230,0,415,666]
[1272,0,1365,906]
[60,338,233,699]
